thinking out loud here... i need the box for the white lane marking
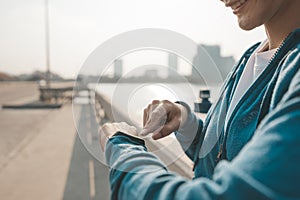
[89,160,96,198]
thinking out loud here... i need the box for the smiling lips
[225,0,248,13]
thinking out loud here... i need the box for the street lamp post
[45,0,51,87]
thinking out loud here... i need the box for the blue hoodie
[105,28,300,200]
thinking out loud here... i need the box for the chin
[237,18,260,31]
[239,23,255,31]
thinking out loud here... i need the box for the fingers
[152,119,180,140]
[142,100,161,129]
[141,99,183,139]
[140,104,167,136]
[143,108,148,127]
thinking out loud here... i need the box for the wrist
[175,101,190,128]
[106,132,146,151]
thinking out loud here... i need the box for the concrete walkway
[0,104,76,200]
[63,103,110,200]
[0,102,110,200]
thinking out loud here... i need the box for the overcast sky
[0,0,266,78]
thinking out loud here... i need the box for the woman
[100,0,300,199]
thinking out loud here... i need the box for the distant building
[202,45,235,79]
[191,44,235,82]
[114,59,123,79]
[168,53,178,78]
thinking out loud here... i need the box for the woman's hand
[140,100,188,140]
[99,122,137,151]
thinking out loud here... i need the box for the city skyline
[110,44,234,81]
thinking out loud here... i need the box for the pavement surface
[63,102,110,200]
[0,82,111,200]
[0,82,39,105]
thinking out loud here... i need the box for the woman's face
[221,0,290,30]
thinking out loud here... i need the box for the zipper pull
[216,144,223,162]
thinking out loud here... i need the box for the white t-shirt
[225,40,277,126]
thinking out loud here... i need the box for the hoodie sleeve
[105,67,300,200]
[173,101,203,161]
